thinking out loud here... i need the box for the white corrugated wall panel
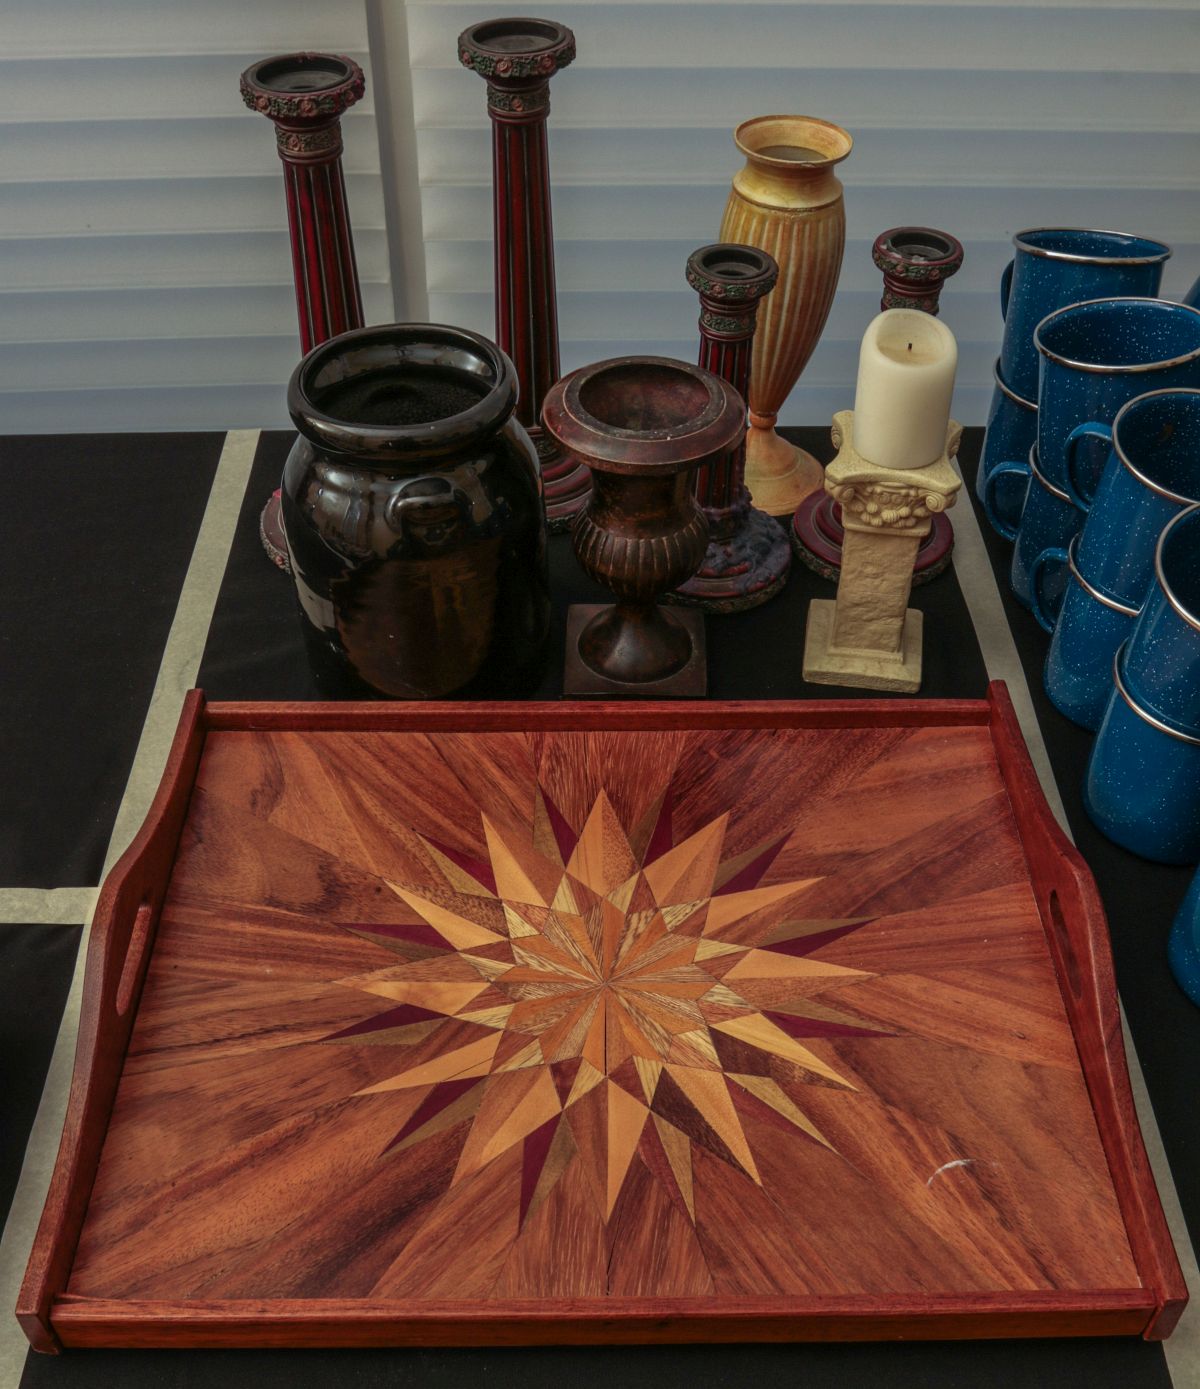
[0,0,391,433]
[405,0,1200,427]
[6,2,1199,433]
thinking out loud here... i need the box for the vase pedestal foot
[564,604,707,698]
[668,508,791,612]
[259,490,291,572]
[791,492,954,586]
[744,425,824,517]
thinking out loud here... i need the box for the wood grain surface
[20,690,1184,1349]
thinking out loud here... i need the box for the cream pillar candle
[852,309,957,469]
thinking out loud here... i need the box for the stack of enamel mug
[978,229,1174,551]
[977,231,1200,1007]
[1084,499,1200,865]
[1094,496,1200,1007]
[1038,390,1200,732]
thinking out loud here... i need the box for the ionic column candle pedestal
[802,411,962,693]
[240,53,367,572]
[792,227,964,585]
[670,243,791,612]
[458,18,588,532]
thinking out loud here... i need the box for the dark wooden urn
[542,357,745,697]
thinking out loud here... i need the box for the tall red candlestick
[240,53,367,568]
[459,18,588,531]
[670,244,792,612]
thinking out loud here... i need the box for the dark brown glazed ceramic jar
[281,323,550,698]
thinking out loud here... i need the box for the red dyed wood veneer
[458,19,588,531]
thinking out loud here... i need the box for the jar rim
[288,322,519,460]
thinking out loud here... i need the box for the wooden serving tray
[19,686,1186,1351]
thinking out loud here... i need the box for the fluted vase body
[719,115,852,516]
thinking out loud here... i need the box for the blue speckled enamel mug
[998,445,1084,615]
[1121,503,1200,732]
[1034,536,1138,729]
[1168,866,1200,1007]
[999,229,1170,402]
[1084,645,1200,864]
[1034,298,1200,502]
[1072,389,1200,604]
[977,358,1037,537]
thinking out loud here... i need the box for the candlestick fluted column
[670,243,791,612]
[240,53,367,569]
[459,18,588,531]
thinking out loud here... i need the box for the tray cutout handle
[987,681,1188,1340]
[17,692,209,1354]
[115,902,154,1018]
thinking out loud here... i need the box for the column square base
[802,598,923,693]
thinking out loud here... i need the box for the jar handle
[385,481,468,543]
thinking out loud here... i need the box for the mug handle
[981,458,1031,541]
[1029,546,1070,633]
[1000,260,1014,320]
[1063,420,1112,511]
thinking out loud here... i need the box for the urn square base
[564,604,707,698]
[803,598,924,693]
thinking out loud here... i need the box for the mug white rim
[992,358,1037,411]
[1113,644,1200,745]
[1153,502,1200,635]
[1112,388,1200,507]
[1067,535,1140,616]
[1033,297,1200,376]
[1013,227,1172,267]
[1027,442,1073,503]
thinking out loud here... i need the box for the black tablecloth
[3,426,1192,1389]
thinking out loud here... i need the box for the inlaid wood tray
[19,687,1186,1350]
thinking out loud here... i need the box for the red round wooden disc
[790,491,954,586]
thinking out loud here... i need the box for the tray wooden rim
[17,684,1187,1351]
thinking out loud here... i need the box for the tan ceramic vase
[719,115,852,516]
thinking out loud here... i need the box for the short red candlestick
[240,53,367,570]
[458,18,588,531]
[670,244,791,612]
[872,226,964,316]
[791,225,964,586]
